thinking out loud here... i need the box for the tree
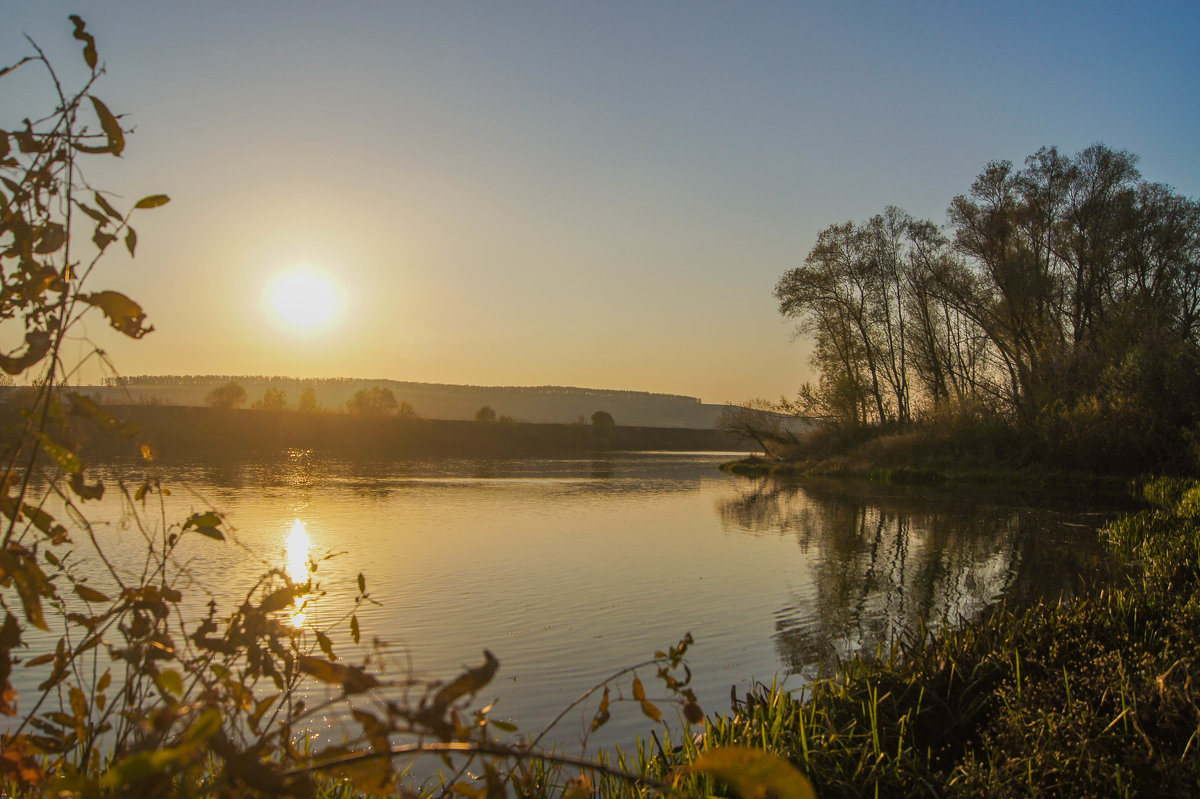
[475,405,497,422]
[718,400,800,455]
[346,385,399,416]
[591,410,615,429]
[297,385,320,412]
[252,387,287,410]
[206,380,246,409]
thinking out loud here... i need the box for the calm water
[22,450,1115,755]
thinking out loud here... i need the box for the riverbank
[624,476,1200,797]
[7,403,749,464]
[721,454,1131,501]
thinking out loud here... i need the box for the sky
[3,2,1198,404]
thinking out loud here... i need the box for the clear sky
[4,2,1198,403]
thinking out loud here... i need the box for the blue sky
[4,2,1197,402]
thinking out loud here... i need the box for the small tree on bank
[475,405,497,422]
[591,410,615,429]
[297,385,320,412]
[346,385,415,417]
[206,380,246,409]
[251,387,287,410]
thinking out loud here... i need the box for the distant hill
[86,376,728,428]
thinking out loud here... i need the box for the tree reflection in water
[717,477,1116,676]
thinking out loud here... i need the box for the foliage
[206,380,247,410]
[344,386,407,417]
[717,400,802,456]
[775,145,1200,473]
[474,405,496,422]
[296,386,319,412]
[591,410,615,429]
[252,387,288,411]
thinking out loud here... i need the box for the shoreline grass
[618,475,1200,797]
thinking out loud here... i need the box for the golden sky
[5,2,1198,402]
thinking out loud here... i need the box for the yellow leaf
[640,700,662,722]
[93,192,121,220]
[685,746,816,799]
[79,290,152,339]
[632,675,645,701]
[134,194,170,209]
[74,584,109,603]
[87,96,124,156]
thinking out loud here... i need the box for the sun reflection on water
[284,519,313,627]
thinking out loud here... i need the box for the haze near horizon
[4,2,1197,403]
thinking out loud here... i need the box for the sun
[265,269,344,331]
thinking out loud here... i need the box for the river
[16,449,1117,767]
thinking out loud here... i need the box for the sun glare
[284,519,313,627]
[266,270,344,331]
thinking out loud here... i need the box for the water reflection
[718,477,1113,675]
[284,519,314,627]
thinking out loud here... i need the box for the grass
[625,476,1200,797]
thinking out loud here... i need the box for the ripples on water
[14,451,1116,754]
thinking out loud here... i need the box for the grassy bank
[720,455,1130,502]
[613,476,1200,797]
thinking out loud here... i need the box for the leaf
[74,584,109,603]
[350,614,360,644]
[631,675,645,701]
[182,706,221,745]
[97,670,111,693]
[20,502,68,543]
[640,700,662,722]
[0,331,51,376]
[297,655,380,695]
[124,227,137,257]
[357,572,366,594]
[0,549,52,631]
[33,433,81,474]
[183,511,221,530]
[259,585,304,615]
[79,291,153,339]
[683,701,704,724]
[92,231,115,251]
[430,650,499,711]
[87,96,124,156]
[69,471,104,501]
[69,686,87,720]
[134,194,170,209]
[157,669,183,697]
[100,748,191,790]
[69,15,97,70]
[33,224,65,254]
[67,392,139,438]
[590,686,610,731]
[684,747,817,799]
[94,192,122,220]
[77,202,109,227]
[314,630,336,660]
[195,526,224,541]
[333,756,394,797]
